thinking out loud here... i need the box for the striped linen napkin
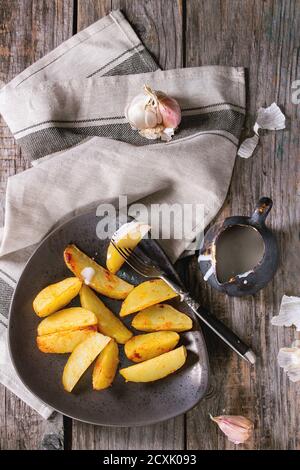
[0,10,245,418]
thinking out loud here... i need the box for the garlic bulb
[125,85,181,141]
[271,295,300,331]
[210,414,254,444]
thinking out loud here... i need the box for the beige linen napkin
[0,10,245,418]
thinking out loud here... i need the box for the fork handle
[183,294,256,364]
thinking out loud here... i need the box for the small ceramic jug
[198,197,279,296]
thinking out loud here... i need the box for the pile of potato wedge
[33,221,193,393]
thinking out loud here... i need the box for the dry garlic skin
[124,331,180,362]
[271,295,300,331]
[33,277,82,317]
[157,92,181,128]
[125,92,159,130]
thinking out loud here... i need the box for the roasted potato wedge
[33,277,82,317]
[37,307,97,336]
[120,279,178,317]
[37,326,97,353]
[64,244,133,300]
[120,345,187,382]
[124,331,180,362]
[80,284,132,344]
[62,332,111,392]
[106,221,150,274]
[92,339,119,390]
[132,304,193,332]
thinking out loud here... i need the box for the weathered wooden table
[0,0,299,450]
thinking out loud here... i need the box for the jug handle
[250,197,273,225]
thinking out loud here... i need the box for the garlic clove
[125,85,181,141]
[210,414,254,445]
[271,295,300,331]
[256,102,286,131]
[144,106,159,128]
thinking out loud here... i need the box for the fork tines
[111,240,158,278]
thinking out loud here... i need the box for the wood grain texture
[0,0,74,450]
[73,0,184,450]
[185,0,300,450]
[72,420,184,451]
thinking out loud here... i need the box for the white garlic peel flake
[277,343,300,382]
[125,85,181,141]
[271,295,300,331]
[238,102,285,158]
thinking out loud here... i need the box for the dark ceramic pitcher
[198,197,279,296]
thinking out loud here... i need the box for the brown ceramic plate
[8,211,209,426]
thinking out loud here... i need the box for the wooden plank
[185,0,300,450]
[73,0,184,450]
[0,0,74,450]
[2,0,298,452]
[72,420,184,451]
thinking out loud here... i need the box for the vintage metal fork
[112,241,256,364]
